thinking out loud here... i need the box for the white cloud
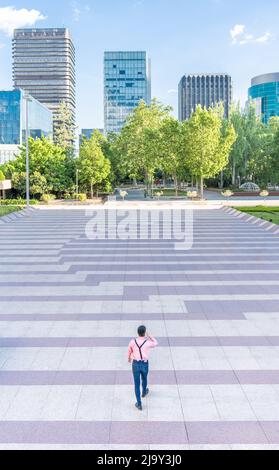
[0,6,46,36]
[168,89,178,94]
[230,24,245,42]
[230,24,272,45]
[0,43,5,49]
[72,2,92,21]
[73,7,81,21]
[256,32,271,43]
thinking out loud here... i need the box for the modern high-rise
[0,89,53,164]
[12,28,76,125]
[104,51,151,134]
[249,73,279,124]
[178,73,232,121]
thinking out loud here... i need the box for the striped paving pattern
[1,206,279,449]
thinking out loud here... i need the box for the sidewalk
[0,206,279,449]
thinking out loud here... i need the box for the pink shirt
[128,336,158,362]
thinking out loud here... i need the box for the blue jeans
[132,360,149,405]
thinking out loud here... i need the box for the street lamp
[76,169,79,198]
[23,91,32,208]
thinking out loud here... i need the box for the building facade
[12,28,76,124]
[0,89,53,164]
[178,73,232,121]
[249,73,279,124]
[104,51,151,134]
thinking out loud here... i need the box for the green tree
[12,171,48,197]
[115,99,172,193]
[227,102,247,185]
[240,101,263,183]
[227,101,272,186]
[53,101,76,152]
[78,132,111,198]
[12,172,28,195]
[270,123,279,183]
[0,170,5,181]
[3,137,74,197]
[184,105,236,199]
[30,171,49,197]
[103,132,122,184]
[159,117,184,196]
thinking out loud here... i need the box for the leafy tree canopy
[77,131,111,197]
[2,137,74,196]
[183,105,236,197]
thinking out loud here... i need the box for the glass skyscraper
[0,89,52,164]
[104,51,151,134]
[178,73,232,121]
[249,73,279,124]
[12,28,76,125]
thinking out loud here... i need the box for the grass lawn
[236,206,279,225]
[0,206,23,217]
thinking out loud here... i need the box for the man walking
[128,325,158,410]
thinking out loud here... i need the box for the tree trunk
[145,172,149,195]
[220,171,224,189]
[232,162,236,186]
[200,176,204,200]
[90,182,94,199]
[174,174,178,197]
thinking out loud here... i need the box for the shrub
[259,190,269,198]
[222,190,234,198]
[0,198,38,206]
[0,170,5,181]
[187,191,198,199]
[40,194,56,204]
[76,193,87,202]
[120,190,128,200]
[64,193,75,200]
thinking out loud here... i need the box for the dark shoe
[142,388,149,398]
[135,402,143,410]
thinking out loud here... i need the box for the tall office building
[104,51,151,134]
[249,73,279,124]
[0,89,53,164]
[178,73,232,121]
[12,28,76,125]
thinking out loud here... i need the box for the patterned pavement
[1,206,279,450]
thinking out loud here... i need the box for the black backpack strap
[134,338,148,360]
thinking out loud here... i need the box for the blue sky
[0,0,278,131]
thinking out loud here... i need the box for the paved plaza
[1,205,279,449]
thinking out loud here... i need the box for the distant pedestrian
[128,325,158,410]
